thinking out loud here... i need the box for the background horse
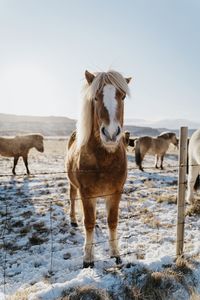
[187,129,200,203]
[135,132,178,171]
[123,131,137,150]
[0,134,44,175]
[66,70,131,268]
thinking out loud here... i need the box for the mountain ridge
[0,113,197,137]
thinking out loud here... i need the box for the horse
[123,131,137,150]
[66,70,131,268]
[123,131,130,148]
[0,134,44,175]
[135,132,178,171]
[187,129,200,203]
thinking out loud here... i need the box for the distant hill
[124,125,161,136]
[125,118,200,130]
[0,113,197,137]
[0,113,76,136]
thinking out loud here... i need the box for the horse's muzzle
[39,146,44,152]
[101,125,121,143]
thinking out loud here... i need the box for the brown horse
[66,70,131,268]
[135,132,178,171]
[0,134,44,175]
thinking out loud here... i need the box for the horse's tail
[194,175,200,191]
[135,139,142,168]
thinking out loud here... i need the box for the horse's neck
[163,138,171,150]
[23,136,35,150]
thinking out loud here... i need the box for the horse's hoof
[71,222,78,227]
[83,261,94,268]
[111,256,122,265]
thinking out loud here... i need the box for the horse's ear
[85,70,95,84]
[126,77,132,84]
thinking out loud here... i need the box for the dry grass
[29,233,48,245]
[7,285,39,300]
[61,286,111,300]
[186,201,200,216]
[155,194,177,204]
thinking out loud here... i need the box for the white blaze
[103,85,118,136]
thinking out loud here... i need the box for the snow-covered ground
[0,139,200,300]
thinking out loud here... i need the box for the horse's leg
[12,156,19,175]
[22,155,30,175]
[155,155,159,168]
[69,184,78,227]
[106,193,121,264]
[160,155,164,169]
[82,197,96,268]
[187,165,199,203]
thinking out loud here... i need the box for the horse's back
[138,136,152,150]
[137,135,170,155]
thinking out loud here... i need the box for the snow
[0,139,200,299]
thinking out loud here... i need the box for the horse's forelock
[84,71,130,100]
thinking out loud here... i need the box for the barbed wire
[0,162,199,178]
[0,160,200,297]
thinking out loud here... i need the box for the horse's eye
[94,97,98,101]
[122,95,126,100]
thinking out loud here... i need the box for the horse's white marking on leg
[84,230,94,263]
[187,165,199,203]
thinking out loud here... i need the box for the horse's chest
[78,159,127,194]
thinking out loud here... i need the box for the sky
[0,0,199,122]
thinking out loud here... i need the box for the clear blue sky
[0,0,199,121]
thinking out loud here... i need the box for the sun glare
[0,64,59,116]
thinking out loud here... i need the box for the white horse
[187,129,200,203]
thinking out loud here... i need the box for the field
[0,138,200,300]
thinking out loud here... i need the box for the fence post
[176,126,188,257]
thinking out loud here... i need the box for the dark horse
[66,70,131,267]
[0,134,44,175]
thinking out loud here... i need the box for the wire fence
[0,154,200,298]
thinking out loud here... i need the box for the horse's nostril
[116,126,121,136]
[101,127,106,136]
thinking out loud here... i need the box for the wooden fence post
[176,126,188,257]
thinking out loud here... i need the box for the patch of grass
[155,194,177,204]
[20,226,31,235]
[175,257,193,276]
[139,272,168,300]
[61,187,67,193]
[29,233,48,245]
[3,241,23,253]
[142,213,161,229]
[58,181,65,187]
[186,201,200,216]
[21,211,33,218]
[55,200,65,207]
[32,221,48,232]
[61,286,111,300]
[11,220,24,227]
[7,285,40,300]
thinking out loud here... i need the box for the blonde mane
[76,70,130,149]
